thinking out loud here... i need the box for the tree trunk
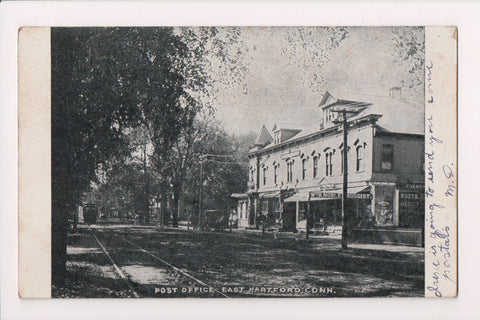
[160,189,167,226]
[143,194,150,225]
[51,202,68,286]
[143,142,150,225]
[172,185,181,227]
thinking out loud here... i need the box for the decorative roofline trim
[248,114,382,158]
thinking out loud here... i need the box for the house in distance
[232,89,425,246]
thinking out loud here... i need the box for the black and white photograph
[48,26,429,298]
[4,0,479,318]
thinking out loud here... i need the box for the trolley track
[89,228,141,297]
[89,226,230,298]
[81,224,423,298]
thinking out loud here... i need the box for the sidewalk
[347,242,424,253]
[168,224,424,253]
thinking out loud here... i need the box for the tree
[149,110,212,227]
[271,27,350,93]
[95,157,149,221]
[51,27,207,286]
[147,27,248,227]
[178,119,251,222]
[391,27,425,98]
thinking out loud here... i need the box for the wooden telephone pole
[331,108,357,249]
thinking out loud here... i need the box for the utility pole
[306,193,311,240]
[340,110,348,249]
[332,108,357,249]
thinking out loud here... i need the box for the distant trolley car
[83,204,99,224]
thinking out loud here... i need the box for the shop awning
[260,192,280,199]
[284,192,310,202]
[284,186,371,203]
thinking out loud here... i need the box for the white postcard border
[2,2,479,320]
[424,26,457,298]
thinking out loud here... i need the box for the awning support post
[306,193,311,240]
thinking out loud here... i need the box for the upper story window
[287,162,293,183]
[274,165,278,184]
[313,156,319,178]
[326,109,332,122]
[324,108,339,124]
[381,144,393,171]
[356,145,364,172]
[263,167,268,185]
[302,158,307,180]
[274,132,280,145]
[325,151,334,176]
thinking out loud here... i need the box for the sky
[205,27,424,136]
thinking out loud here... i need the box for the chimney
[389,87,402,98]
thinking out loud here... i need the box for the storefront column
[248,196,255,227]
[278,197,282,227]
[371,184,376,222]
[394,187,400,226]
[254,198,258,227]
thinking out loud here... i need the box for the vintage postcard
[18,26,457,299]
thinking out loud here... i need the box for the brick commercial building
[232,89,425,246]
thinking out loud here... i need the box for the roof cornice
[248,114,382,158]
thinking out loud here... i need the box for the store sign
[401,183,425,190]
[310,192,339,199]
[399,190,425,209]
[400,192,424,201]
[348,193,372,200]
[310,191,372,200]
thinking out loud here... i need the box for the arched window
[313,156,319,178]
[356,145,364,172]
[287,162,293,183]
[325,151,333,176]
[263,167,268,185]
[302,158,307,180]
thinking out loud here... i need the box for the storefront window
[351,199,372,225]
[298,202,306,221]
[399,186,425,228]
[374,185,395,225]
[262,200,269,215]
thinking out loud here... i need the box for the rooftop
[250,90,424,153]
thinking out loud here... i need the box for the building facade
[233,90,425,246]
